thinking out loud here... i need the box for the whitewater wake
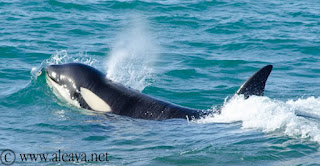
[198,95,320,144]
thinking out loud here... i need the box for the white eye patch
[80,87,112,112]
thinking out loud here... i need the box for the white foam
[46,50,97,66]
[105,16,158,91]
[198,95,320,144]
[31,50,98,79]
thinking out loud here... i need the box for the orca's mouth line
[46,73,59,84]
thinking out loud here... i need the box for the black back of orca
[46,63,273,120]
[94,78,204,120]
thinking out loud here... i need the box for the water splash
[31,50,97,79]
[198,95,320,144]
[4,51,93,97]
[105,17,159,91]
[46,50,97,66]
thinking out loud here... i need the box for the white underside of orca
[46,75,81,108]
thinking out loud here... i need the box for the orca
[45,63,273,120]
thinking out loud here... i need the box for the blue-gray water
[1,0,320,165]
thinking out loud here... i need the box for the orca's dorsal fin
[236,65,273,99]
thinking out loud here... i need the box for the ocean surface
[1,0,320,165]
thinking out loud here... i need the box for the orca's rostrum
[45,63,273,120]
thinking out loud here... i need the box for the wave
[198,95,320,144]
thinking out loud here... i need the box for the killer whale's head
[45,63,112,112]
[46,63,106,91]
